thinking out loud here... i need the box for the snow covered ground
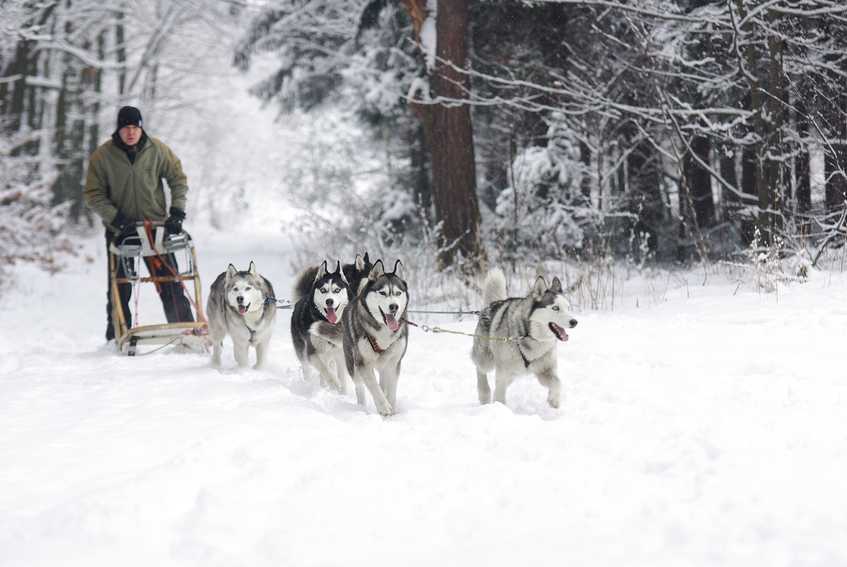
[1,226,846,566]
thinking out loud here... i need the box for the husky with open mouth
[314,259,408,415]
[471,268,578,409]
[294,253,373,299]
[207,262,277,369]
[290,260,352,391]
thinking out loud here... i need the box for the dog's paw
[376,402,395,417]
[547,394,560,409]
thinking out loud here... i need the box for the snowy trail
[1,232,847,566]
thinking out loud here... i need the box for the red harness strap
[366,334,386,354]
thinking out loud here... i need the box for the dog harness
[366,333,387,354]
[517,341,532,368]
[365,323,405,354]
[226,301,269,345]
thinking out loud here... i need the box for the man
[84,106,194,341]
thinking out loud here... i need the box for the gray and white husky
[471,269,577,409]
[315,259,409,415]
[207,262,277,369]
[290,260,352,391]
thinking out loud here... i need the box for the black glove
[111,211,132,233]
[164,207,186,235]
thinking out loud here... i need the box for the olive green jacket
[83,135,188,231]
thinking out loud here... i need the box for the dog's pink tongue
[238,305,248,315]
[325,307,337,324]
[550,322,568,342]
[385,313,400,332]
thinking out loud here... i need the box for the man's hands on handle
[110,207,186,242]
[165,207,186,235]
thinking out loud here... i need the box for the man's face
[119,125,142,146]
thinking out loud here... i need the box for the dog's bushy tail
[482,268,507,306]
[292,265,318,302]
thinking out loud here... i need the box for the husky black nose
[388,303,398,313]
[569,318,578,328]
[236,296,244,304]
[326,298,334,307]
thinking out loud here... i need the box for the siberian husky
[290,260,352,391]
[207,262,277,369]
[293,253,373,300]
[343,252,373,297]
[471,269,577,408]
[316,259,409,415]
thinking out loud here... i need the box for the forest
[2,0,847,284]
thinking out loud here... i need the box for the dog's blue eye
[552,306,560,311]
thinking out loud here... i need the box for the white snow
[2,227,847,566]
[421,0,438,71]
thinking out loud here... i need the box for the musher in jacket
[84,106,194,341]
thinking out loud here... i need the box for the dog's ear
[248,261,257,276]
[355,254,365,271]
[550,276,563,294]
[363,252,370,265]
[226,264,238,281]
[336,260,349,284]
[391,259,404,279]
[369,259,385,281]
[531,275,547,300]
[315,260,328,281]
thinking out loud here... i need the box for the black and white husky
[316,260,409,415]
[471,269,578,409]
[343,252,373,298]
[290,260,352,391]
[207,262,277,369]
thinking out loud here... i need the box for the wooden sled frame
[109,222,209,356]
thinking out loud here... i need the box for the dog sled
[108,221,209,356]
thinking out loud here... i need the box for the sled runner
[108,221,209,356]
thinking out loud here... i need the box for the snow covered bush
[728,227,812,293]
[490,120,597,265]
[0,131,72,293]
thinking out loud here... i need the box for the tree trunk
[6,40,30,139]
[402,0,484,271]
[627,137,663,255]
[116,10,127,96]
[759,31,785,240]
[824,91,847,214]
[579,139,591,201]
[795,101,811,234]
[739,145,757,243]
[409,121,431,218]
[718,143,738,222]
[684,135,715,229]
[824,149,847,213]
